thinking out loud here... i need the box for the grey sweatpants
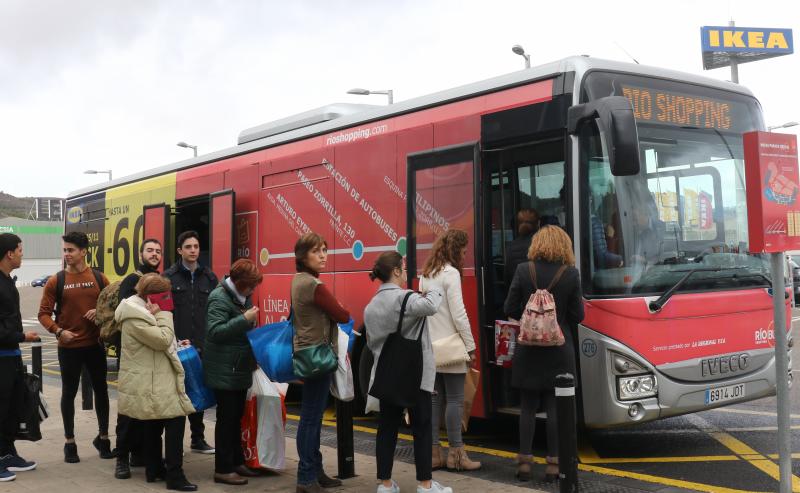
[431,372,465,448]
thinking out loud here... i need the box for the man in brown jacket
[38,232,112,464]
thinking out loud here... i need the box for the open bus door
[210,189,235,280]
[407,143,487,418]
[143,203,171,272]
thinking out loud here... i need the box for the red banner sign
[744,131,800,252]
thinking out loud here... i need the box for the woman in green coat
[203,259,263,485]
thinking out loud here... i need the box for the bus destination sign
[621,85,732,130]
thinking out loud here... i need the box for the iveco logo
[701,353,749,377]
[66,206,83,224]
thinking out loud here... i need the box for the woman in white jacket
[419,229,481,472]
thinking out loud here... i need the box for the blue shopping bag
[177,345,216,412]
[248,318,299,383]
[337,318,356,353]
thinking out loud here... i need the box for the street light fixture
[767,121,799,132]
[512,44,531,69]
[83,169,112,181]
[347,88,393,104]
[177,141,198,157]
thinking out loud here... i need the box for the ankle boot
[317,469,342,488]
[516,454,533,481]
[545,456,559,483]
[432,445,446,470]
[114,457,131,479]
[446,445,481,471]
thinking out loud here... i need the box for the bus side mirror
[568,96,641,176]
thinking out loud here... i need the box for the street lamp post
[177,141,198,157]
[83,169,112,181]
[346,88,393,104]
[512,44,531,69]
[767,122,799,132]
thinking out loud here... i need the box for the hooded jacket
[114,295,195,420]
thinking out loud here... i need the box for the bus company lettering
[269,191,309,237]
[754,327,775,345]
[384,175,406,201]
[415,193,450,236]
[324,124,389,146]
[262,295,290,324]
[297,169,357,245]
[622,86,731,130]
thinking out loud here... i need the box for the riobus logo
[754,327,775,345]
[66,206,83,224]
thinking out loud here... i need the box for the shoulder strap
[547,265,569,291]
[92,269,106,290]
[395,291,414,334]
[528,262,538,290]
[54,270,66,320]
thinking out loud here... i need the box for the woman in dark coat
[503,225,584,482]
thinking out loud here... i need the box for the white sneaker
[378,479,400,493]
[417,480,452,493]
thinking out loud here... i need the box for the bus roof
[68,56,756,199]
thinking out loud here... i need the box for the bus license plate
[705,383,745,405]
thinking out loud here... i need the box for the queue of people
[1,208,583,491]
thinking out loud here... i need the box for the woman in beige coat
[115,274,196,491]
[419,229,481,472]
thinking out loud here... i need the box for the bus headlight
[617,374,658,400]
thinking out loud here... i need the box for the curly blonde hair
[422,229,469,277]
[527,225,575,266]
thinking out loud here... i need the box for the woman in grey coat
[363,252,452,493]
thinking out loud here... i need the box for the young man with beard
[163,231,218,454]
[0,234,39,481]
[38,231,111,464]
[113,239,163,479]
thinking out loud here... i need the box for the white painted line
[710,407,800,419]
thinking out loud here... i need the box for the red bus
[65,56,791,428]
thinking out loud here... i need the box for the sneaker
[64,442,80,463]
[0,468,15,482]
[190,440,215,454]
[93,435,115,459]
[417,481,453,493]
[0,454,37,472]
[378,479,400,493]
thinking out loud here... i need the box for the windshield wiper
[648,267,737,312]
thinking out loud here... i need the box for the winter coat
[163,262,219,350]
[203,281,257,391]
[419,264,477,374]
[503,260,584,391]
[114,296,195,420]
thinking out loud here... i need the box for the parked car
[786,255,800,303]
[31,274,51,287]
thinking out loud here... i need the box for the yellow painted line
[580,463,770,493]
[584,455,739,464]
[767,453,800,460]
[689,414,800,491]
[711,407,800,419]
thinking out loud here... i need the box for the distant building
[0,218,63,285]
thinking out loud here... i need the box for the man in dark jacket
[113,238,162,479]
[0,234,39,480]
[163,231,218,454]
[504,208,539,285]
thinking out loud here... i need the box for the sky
[0,0,798,198]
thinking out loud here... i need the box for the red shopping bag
[241,369,288,470]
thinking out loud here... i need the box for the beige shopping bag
[462,368,480,432]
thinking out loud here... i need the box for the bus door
[209,189,235,280]
[143,203,171,271]
[407,143,487,417]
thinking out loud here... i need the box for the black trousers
[213,389,247,474]
[144,416,185,478]
[0,356,23,456]
[57,344,109,439]
[115,414,142,458]
[377,390,433,482]
[188,410,205,443]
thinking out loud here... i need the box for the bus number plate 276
[705,383,745,405]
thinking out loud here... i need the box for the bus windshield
[580,72,770,297]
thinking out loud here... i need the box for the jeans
[296,373,331,485]
[0,356,23,456]
[431,372,465,448]
[57,344,109,439]
[213,389,247,474]
[377,390,432,482]
[144,416,186,480]
[519,389,558,456]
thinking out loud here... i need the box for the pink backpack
[518,263,567,347]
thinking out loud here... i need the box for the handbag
[369,292,424,408]
[432,332,470,368]
[292,308,338,379]
[15,371,44,442]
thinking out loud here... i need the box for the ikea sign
[701,26,793,53]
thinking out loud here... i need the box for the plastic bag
[248,318,299,383]
[241,368,287,470]
[177,345,216,412]
[337,318,356,352]
[330,327,355,402]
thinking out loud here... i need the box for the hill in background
[0,192,37,219]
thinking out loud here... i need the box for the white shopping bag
[330,328,355,402]
[241,368,287,470]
